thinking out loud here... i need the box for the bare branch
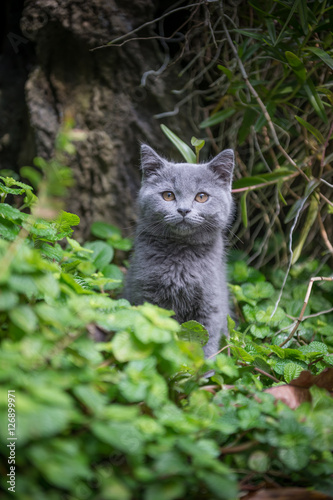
[278,277,333,347]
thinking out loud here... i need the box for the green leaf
[55,211,80,234]
[191,137,205,149]
[0,290,19,310]
[307,46,333,71]
[200,471,237,499]
[303,78,328,123]
[295,116,325,144]
[9,305,37,332]
[300,341,328,354]
[217,64,232,80]
[40,242,64,261]
[179,320,209,347]
[0,176,33,191]
[278,181,287,205]
[232,168,293,190]
[102,264,124,281]
[248,450,270,473]
[266,18,276,44]
[0,185,25,195]
[292,195,319,264]
[191,137,205,162]
[199,108,236,129]
[112,331,153,362]
[0,203,29,221]
[269,345,305,360]
[249,324,271,339]
[233,29,266,42]
[278,446,309,471]
[160,125,196,163]
[72,385,107,414]
[133,315,173,344]
[145,479,185,500]
[0,219,20,241]
[8,274,39,296]
[110,237,133,251]
[67,237,93,254]
[275,0,299,46]
[84,241,114,269]
[298,0,308,34]
[285,51,307,82]
[284,363,304,383]
[91,221,121,239]
[28,440,90,488]
[20,166,42,188]
[241,191,248,228]
[92,421,144,454]
[230,346,254,362]
[238,108,257,144]
[242,282,275,300]
[274,358,307,376]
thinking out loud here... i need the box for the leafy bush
[0,129,332,499]
[144,0,333,267]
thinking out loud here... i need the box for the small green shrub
[0,128,332,499]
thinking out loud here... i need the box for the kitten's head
[138,144,235,242]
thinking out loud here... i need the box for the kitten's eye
[195,192,209,203]
[162,191,175,201]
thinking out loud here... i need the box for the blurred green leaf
[295,116,325,144]
[84,241,114,270]
[292,195,319,264]
[199,108,236,129]
[9,304,37,332]
[91,221,121,239]
[179,320,209,347]
[241,191,248,228]
[307,46,333,71]
[285,51,307,82]
[298,0,308,34]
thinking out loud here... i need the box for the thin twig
[220,440,258,455]
[317,212,333,256]
[302,307,333,320]
[90,2,204,51]
[254,367,280,383]
[278,276,333,347]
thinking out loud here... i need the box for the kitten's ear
[140,144,164,178]
[208,149,234,185]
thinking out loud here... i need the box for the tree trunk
[0,0,194,238]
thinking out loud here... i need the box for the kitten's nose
[177,208,191,217]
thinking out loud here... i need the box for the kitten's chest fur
[125,233,226,325]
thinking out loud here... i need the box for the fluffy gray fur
[124,145,235,357]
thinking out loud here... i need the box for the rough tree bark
[0,0,194,238]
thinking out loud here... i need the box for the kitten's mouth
[171,218,198,234]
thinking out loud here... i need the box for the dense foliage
[0,126,332,499]
[148,0,333,267]
[1,0,333,498]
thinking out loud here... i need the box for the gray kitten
[124,145,235,358]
